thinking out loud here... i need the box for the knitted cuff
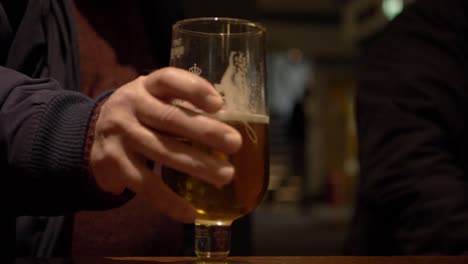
[82,90,135,208]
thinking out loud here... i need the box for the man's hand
[89,67,242,223]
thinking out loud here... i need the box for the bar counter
[15,256,468,264]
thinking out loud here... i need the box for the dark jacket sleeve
[345,0,468,255]
[0,67,130,216]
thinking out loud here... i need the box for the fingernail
[219,165,234,183]
[205,94,223,107]
[224,132,241,145]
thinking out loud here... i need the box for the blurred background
[71,0,414,257]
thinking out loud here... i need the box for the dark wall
[180,0,257,20]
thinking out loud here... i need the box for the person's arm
[2,2,241,223]
[4,65,242,223]
[350,0,468,254]
[0,67,128,216]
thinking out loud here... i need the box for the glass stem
[195,221,231,260]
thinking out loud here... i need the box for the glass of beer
[163,17,268,260]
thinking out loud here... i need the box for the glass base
[196,261,251,264]
[168,261,250,264]
[195,222,231,260]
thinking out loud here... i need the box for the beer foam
[208,111,269,124]
[214,51,268,116]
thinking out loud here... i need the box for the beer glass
[163,17,269,260]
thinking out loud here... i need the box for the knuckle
[156,67,178,84]
[196,117,232,147]
[199,119,219,138]
[148,137,170,163]
[103,114,127,134]
[104,92,135,117]
[92,143,121,170]
[101,143,121,162]
[117,86,139,104]
[158,104,180,123]
[136,75,146,83]
[190,159,207,173]
[154,147,169,162]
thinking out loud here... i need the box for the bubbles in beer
[162,113,269,224]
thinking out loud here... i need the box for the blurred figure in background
[345,0,468,255]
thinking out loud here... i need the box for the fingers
[124,123,235,188]
[91,137,196,223]
[91,67,244,222]
[130,68,242,154]
[136,99,242,155]
[143,67,223,113]
[130,154,197,223]
[90,136,133,195]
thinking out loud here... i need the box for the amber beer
[163,112,269,225]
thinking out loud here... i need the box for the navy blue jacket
[1,0,128,257]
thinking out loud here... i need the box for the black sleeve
[0,67,130,216]
[346,0,468,255]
